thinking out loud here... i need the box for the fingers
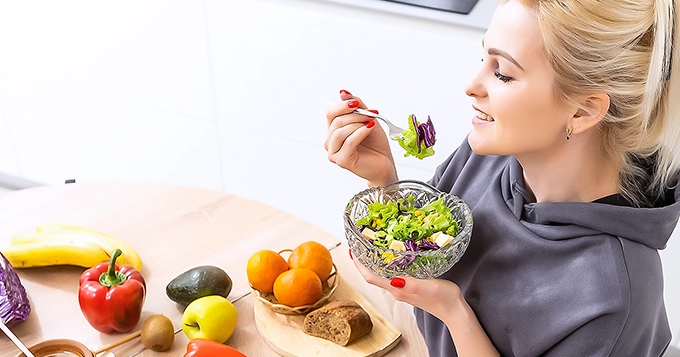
[349,250,426,300]
[351,253,388,287]
[325,120,373,158]
[339,89,353,101]
[324,89,379,153]
[350,252,408,291]
[325,89,372,126]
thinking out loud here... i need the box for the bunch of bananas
[2,223,143,270]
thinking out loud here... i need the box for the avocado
[166,265,233,307]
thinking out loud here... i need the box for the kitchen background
[0,0,678,350]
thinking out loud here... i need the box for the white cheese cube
[389,239,406,251]
[428,231,443,243]
[434,233,454,247]
[361,228,376,241]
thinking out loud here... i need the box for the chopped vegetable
[184,338,247,357]
[397,114,436,160]
[355,195,459,261]
[0,252,30,326]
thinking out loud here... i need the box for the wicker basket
[251,249,339,315]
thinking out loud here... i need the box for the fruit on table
[166,266,233,307]
[78,249,146,333]
[1,239,110,269]
[302,299,373,346]
[0,252,30,326]
[246,250,289,293]
[287,241,333,281]
[273,268,323,307]
[184,338,247,357]
[182,295,238,344]
[141,314,175,352]
[4,222,143,270]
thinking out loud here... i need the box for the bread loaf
[302,299,373,346]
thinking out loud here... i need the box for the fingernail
[348,100,360,109]
[349,249,353,259]
[367,109,379,114]
[364,120,375,128]
[340,89,352,96]
[390,277,406,288]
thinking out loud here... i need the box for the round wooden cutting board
[253,275,402,357]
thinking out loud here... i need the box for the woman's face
[465,0,575,158]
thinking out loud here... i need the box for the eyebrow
[488,48,525,71]
[482,39,525,71]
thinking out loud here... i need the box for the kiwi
[141,314,175,351]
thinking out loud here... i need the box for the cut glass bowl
[344,180,473,279]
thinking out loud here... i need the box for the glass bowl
[344,180,473,279]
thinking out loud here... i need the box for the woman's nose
[464,71,485,98]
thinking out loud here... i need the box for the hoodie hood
[506,159,680,250]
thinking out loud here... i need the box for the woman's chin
[467,132,494,155]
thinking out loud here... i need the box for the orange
[273,268,323,307]
[287,241,333,281]
[246,250,289,293]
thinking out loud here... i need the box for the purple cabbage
[0,253,30,326]
[411,114,436,153]
[404,239,418,252]
[421,116,436,148]
[404,239,440,252]
[386,254,416,270]
[418,240,440,251]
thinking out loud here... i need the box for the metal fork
[325,100,406,141]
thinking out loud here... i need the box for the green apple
[182,295,238,343]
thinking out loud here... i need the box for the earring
[566,127,573,141]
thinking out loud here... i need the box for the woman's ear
[570,92,610,134]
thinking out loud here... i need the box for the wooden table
[0,183,427,356]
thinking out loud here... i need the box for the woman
[324,0,680,356]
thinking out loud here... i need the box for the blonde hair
[511,0,680,206]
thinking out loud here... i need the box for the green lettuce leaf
[397,114,435,160]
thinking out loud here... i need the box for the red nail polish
[390,277,406,288]
[367,109,379,114]
[364,120,375,128]
[340,89,352,96]
[349,249,353,259]
[348,100,360,109]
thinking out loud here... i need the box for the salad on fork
[326,100,437,159]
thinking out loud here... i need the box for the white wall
[0,0,677,348]
[0,0,482,238]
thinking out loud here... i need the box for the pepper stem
[99,248,127,287]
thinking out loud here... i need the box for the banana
[10,223,143,270]
[2,239,111,268]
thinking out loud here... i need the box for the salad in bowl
[344,180,472,279]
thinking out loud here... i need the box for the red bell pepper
[184,339,247,357]
[78,248,146,333]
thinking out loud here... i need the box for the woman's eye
[494,71,513,83]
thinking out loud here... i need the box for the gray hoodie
[416,139,680,356]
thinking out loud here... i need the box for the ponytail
[653,0,680,198]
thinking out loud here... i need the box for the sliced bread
[302,299,373,346]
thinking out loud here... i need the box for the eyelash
[494,71,513,83]
[481,58,514,83]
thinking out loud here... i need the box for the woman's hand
[350,250,462,321]
[324,90,398,187]
[350,251,499,357]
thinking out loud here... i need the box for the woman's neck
[517,133,620,203]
